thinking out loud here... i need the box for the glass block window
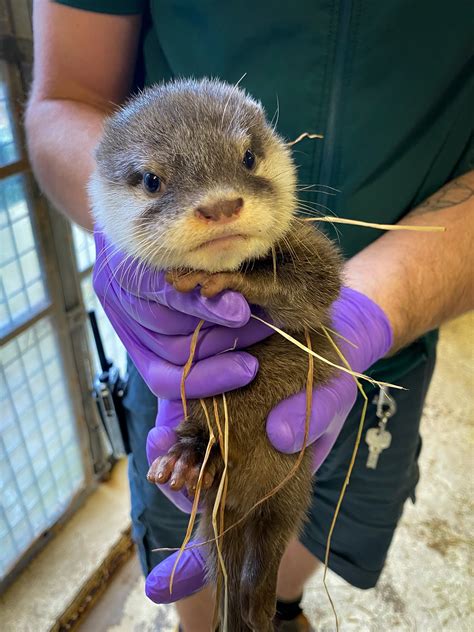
[0,174,48,336]
[1,317,85,578]
[80,276,127,376]
[72,224,95,273]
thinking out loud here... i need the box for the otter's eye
[243,149,256,170]
[143,172,161,194]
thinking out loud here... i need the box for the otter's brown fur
[154,220,342,631]
[91,79,342,631]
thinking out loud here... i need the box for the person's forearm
[345,171,474,354]
[25,98,109,231]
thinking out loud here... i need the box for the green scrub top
[57,0,474,382]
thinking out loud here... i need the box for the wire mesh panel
[0,317,85,579]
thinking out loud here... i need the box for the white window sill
[0,459,132,631]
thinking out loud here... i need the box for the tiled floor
[78,313,474,632]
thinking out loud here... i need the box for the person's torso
[138,0,473,257]
[60,0,473,380]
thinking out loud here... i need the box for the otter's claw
[166,270,210,293]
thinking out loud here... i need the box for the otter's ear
[246,95,265,115]
[245,99,272,139]
[94,111,126,169]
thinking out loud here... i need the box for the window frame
[1,0,113,591]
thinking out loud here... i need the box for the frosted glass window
[0,318,85,579]
[0,61,20,168]
[0,174,48,336]
[81,275,127,375]
[72,224,95,273]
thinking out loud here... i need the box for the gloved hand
[93,229,274,509]
[145,285,393,603]
[93,230,277,398]
[93,229,393,604]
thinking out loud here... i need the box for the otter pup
[90,79,342,632]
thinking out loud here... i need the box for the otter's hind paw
[147,437,218,495]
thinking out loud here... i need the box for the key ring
[374,385,397,420]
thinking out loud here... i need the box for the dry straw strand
[180,319,205,419]
[168,319,209,594]
[219,395,230,540]
[305,216,445,233]
[200,400,223,632]
[211,395,229,631]
[213,397,225,459]
[320,324,370,632]
[183,328,315,547]
[250,314,403,391]
[287,132,324,146]
[168,430,215,594]
[323,325,358,348]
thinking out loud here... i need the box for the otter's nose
[194,198,243,223]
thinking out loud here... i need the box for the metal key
[365,427,392,469]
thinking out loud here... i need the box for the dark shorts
[123,341,436,590]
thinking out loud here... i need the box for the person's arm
[25,0,142,230]
[345,170,474,353]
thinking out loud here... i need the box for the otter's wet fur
[90,79,342,632]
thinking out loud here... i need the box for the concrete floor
[78,313,474,632]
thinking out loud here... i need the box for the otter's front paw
[147,436,219,495]
[166,270,243,298]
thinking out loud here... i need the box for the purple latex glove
[93,230,277,400]
[267,286,393,464]
[145,286,393,604]
[93,229,274,509]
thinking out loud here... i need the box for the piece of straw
[180,319,205,419]
[201,400,223,632]
[211,395,229,631]
[220,395,230,618]
[323,325,358,348]
[218,404,229,545]
[185,329,315,546]
[152,315,394,559]
[168,431,216,595]
[213,397,225,459]
[320,324,369,632]
[287,132,324,146]
[250,314,403,391]
[168,319,210,594]
[305,216,445,232]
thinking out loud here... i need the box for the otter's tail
[202,503,289,632]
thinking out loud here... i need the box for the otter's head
[89,78,296,272]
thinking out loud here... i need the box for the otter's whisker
[221,72,247,129]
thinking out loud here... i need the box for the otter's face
[89,79,296,272]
